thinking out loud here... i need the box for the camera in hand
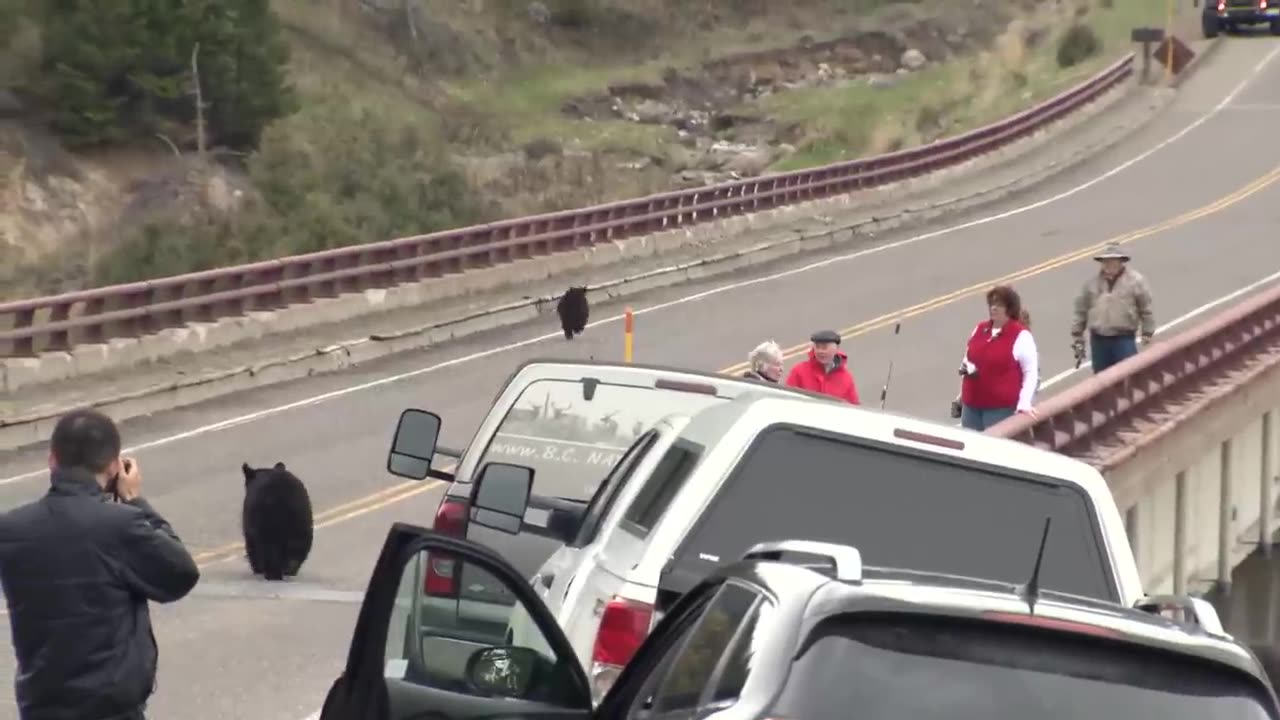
[106,459,131,501]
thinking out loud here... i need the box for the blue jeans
[960,405,1015,432]
[1090,332,1138,374]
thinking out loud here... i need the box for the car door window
[706,594,771,708]
[381,545,590,714]
[627,582,764,718]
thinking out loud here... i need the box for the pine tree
[37,0,146,144]
[35,0,296,149]
[179,0,297,150]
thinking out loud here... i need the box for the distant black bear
[241,461,314,581]
[557,286,589,340]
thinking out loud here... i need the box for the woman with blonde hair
[743,340,784,383]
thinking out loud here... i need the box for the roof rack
[1133,594,1227,636]
[742,540,863,582]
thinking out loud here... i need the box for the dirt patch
[559,0,1032,186]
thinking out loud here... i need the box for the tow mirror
[471,462,534,535]
[387,409,442,480]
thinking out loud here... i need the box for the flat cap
[810,329,841,344]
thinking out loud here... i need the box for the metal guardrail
[0,54,1136,358]
[989,281,1280,470]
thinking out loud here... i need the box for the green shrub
[247,99,484,255]
[1056,23,1100,69]
[94,98,487,283]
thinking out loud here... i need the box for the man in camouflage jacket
[1070,243,1156,374]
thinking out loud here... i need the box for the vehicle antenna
[1018,516,1052,615]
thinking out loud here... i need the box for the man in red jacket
[785,330,861,404]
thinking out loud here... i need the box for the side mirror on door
[471,462,534,535]
[387,409,443,480]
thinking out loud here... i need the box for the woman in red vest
[957,285,1039,431]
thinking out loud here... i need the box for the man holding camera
[0,409,200,720]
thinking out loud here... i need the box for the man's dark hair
[50,409,121,473]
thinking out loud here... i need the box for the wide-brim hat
[810,329,841,345]
[1094,243,1130,262]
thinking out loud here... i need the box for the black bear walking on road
[557,286,590,340]
[241,461,314,581]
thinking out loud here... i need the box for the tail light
[982,611,1122,639]
[590,596,654,700]
[424,498,468,597]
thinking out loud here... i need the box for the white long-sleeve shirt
[962,324,1040,411]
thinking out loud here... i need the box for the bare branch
[155,133,181,156]
[192,41,206,157]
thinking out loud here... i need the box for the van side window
[621,437,704,538]
[571,430,660,547]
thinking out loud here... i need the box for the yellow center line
[721,163,1280,374]
[180,160,1280,572]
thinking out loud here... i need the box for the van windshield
[474,377,728,500]
[771,614,1276,720]
[664,426,1116,602]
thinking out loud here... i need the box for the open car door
[317,521,594,720]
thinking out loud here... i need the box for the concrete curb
[0,76,1187,453]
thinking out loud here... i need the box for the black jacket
[0,468,200,720]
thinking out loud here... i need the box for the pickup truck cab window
[473,378,722,501]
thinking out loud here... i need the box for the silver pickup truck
[382,358,831,681]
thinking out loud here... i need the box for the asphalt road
[2,37,1280,720]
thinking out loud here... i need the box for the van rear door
[659,424,1119,603]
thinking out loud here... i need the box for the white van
[479,392,1144,700]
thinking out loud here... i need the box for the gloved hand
[1071,336,1086,366]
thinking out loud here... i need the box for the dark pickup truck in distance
[1204,0,1280,37]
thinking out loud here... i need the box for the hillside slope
[0,0,1166,300]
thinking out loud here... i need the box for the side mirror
[465,646,542,698]
[387,409,442,480]
[471,462,534,535]
[546,507,584,545]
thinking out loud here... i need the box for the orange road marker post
[624,307,634,363]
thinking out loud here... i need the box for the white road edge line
[1039,268,1280,390]
[5,46,1278,491]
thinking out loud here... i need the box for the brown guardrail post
[1262,410,1275,558]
